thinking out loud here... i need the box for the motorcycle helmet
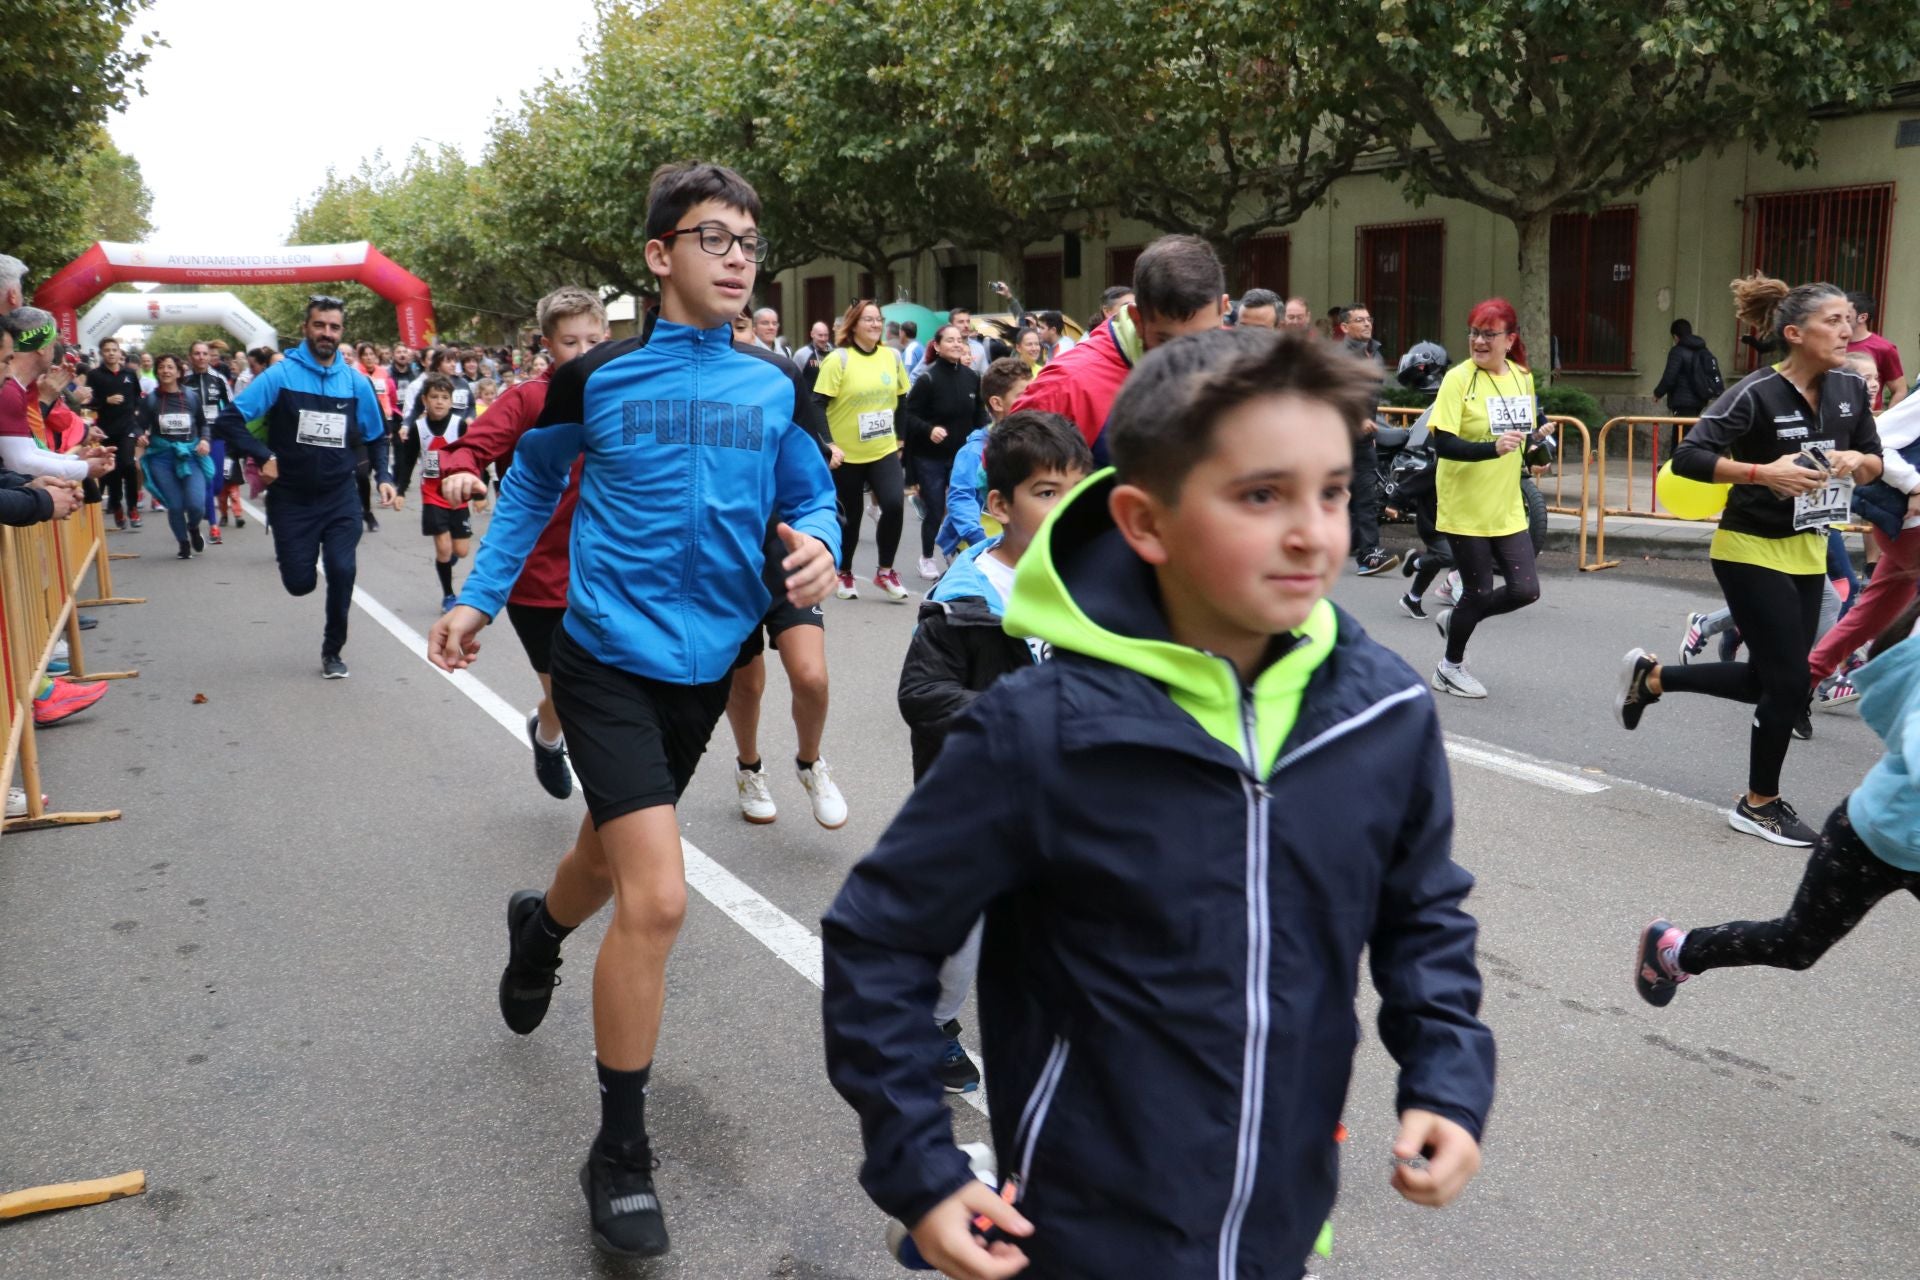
[1396,341,1449,392]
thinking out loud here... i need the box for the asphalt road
[3,499,1915,1279]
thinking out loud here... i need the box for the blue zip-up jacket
[935,425,992,557]
[826,474,1494,1279]
[215,342,390,496]
[1849,632,1920,871]
[459,320,842,685]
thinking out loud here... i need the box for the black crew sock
[531,899,575,947]
[596,1060,651,1149]
[436,558,454,596]
[795,757,817,773]
[737,757,762,772]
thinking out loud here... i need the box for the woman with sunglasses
[137,352,212,560]
[815,299,912,601]
[1427,298,1547,699]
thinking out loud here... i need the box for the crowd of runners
[4,154,1917,1278]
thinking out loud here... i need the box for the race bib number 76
[296,409,348,448]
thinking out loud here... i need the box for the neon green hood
[1002,469,1336,774]
[1108,307,1146,367]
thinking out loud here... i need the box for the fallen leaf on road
[191,693,207,704]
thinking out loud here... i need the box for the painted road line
[245,498,991,1116]
[1443,735,1611,796]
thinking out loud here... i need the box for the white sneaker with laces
[797,760,848,829]
[917,555,943,582]
[1431,660,1488,699]
[736,767,777,824]
[874,569,910,602]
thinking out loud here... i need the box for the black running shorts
[549,624,732,827]
[505,602,568,675]
[421,504,472,539]
[733,542,826,670]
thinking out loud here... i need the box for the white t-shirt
[975,551,1046,663]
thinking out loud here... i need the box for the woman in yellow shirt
[1428,297,1546,699]
[815,299,911,601]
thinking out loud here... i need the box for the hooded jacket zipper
[1218,672,1271,1278]
[678,330,704,676]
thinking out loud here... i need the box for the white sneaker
[6,787,44,818]
[1431,660,1488,699]
[797,759,848,829]
[1435,570,1461,607]
[874,569,910,601]
[51,639,68,661]
[917,555,943,582]
[736,767,777,824]
[836,572,859,600]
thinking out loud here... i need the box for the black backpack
[1689,346,1725,406]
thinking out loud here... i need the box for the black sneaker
[499,889,562,1034]
[234,512,245,528]
[936,1019,981,1094]
[526,711,573,800]
[1792,711,1813,741]
[111,508,126,531]
[1398,591,1428,620]
[1401,552,1420,579]
[176,540,192,560]
[580,1138,669,1259]
[1634,919,1689,1008]
[1728,796,1817,847]
[364,511,380,533]
[321,654,349,680]
[189,527,204,553]
[1616,648,1659,730]
[1356,549,1401,576]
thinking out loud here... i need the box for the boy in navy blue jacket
[824,326,1495,1279]
[430,163,840,1261]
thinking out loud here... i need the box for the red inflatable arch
[34,241,437,348]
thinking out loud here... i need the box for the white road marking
[242,498,991,1115]
[1443,736,1611,795]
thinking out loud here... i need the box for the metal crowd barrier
[1378,406,1596,569]
[0,500,143,835]
[1586,415,1702,572]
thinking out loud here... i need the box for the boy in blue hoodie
[936,357,1032,561]
[824,326,1494,1280]
[897,410,1092,1096]
[1637,599,1920,1005]
[428,163,839,1261]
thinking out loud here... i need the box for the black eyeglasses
[659,223,770,264]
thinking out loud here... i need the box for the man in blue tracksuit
[215,297,396,678]
[428,163,840,1261]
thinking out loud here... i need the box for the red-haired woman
[1427,298,1548,698]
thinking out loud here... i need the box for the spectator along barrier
[0,500,141,833]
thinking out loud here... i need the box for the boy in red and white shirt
[417,372,481,613]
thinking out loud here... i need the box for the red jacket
[439,374,575,609]
[1006,312,1141,464]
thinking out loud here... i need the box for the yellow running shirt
[1432,358,1536,539]
[814,343,909,464]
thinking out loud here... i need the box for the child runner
[428,163,838,1260]
[1637,600,1920,1006]
[934,357,1030,562]
[897,410,1092,1096]
[824,326,1494,1279]
[414,373,476,612]
[1618,276,1883,847]
[1429,297,1548,699]
[437,286,607,801]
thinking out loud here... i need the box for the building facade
[765,101,1919,412]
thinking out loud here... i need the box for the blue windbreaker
[214,342,390,496]
[459,320,841,685]
[1850,633,1920,871]
[935,425,991,557]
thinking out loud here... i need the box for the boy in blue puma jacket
[825,326,1495,1279]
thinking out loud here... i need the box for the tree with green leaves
[0,0,155,171]
[1318,0,1920,382]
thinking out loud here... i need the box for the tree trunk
[861,258,895,304]
[1217,234,1245,295]
[996,234,1027,312]
[1513,211,1553,388]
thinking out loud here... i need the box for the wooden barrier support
[0,499,136,834]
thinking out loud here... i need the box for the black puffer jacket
[898,358,987,468]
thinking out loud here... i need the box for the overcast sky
[109,0,601,245]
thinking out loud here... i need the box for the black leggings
[1680,803,1913,976]
[1444,531,1539,664]
[1658,559,1822,798]
[1407,497,1454,598]
[909,452,952,559]
[832,452,904,574]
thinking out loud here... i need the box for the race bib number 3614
[296,409,348,448]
